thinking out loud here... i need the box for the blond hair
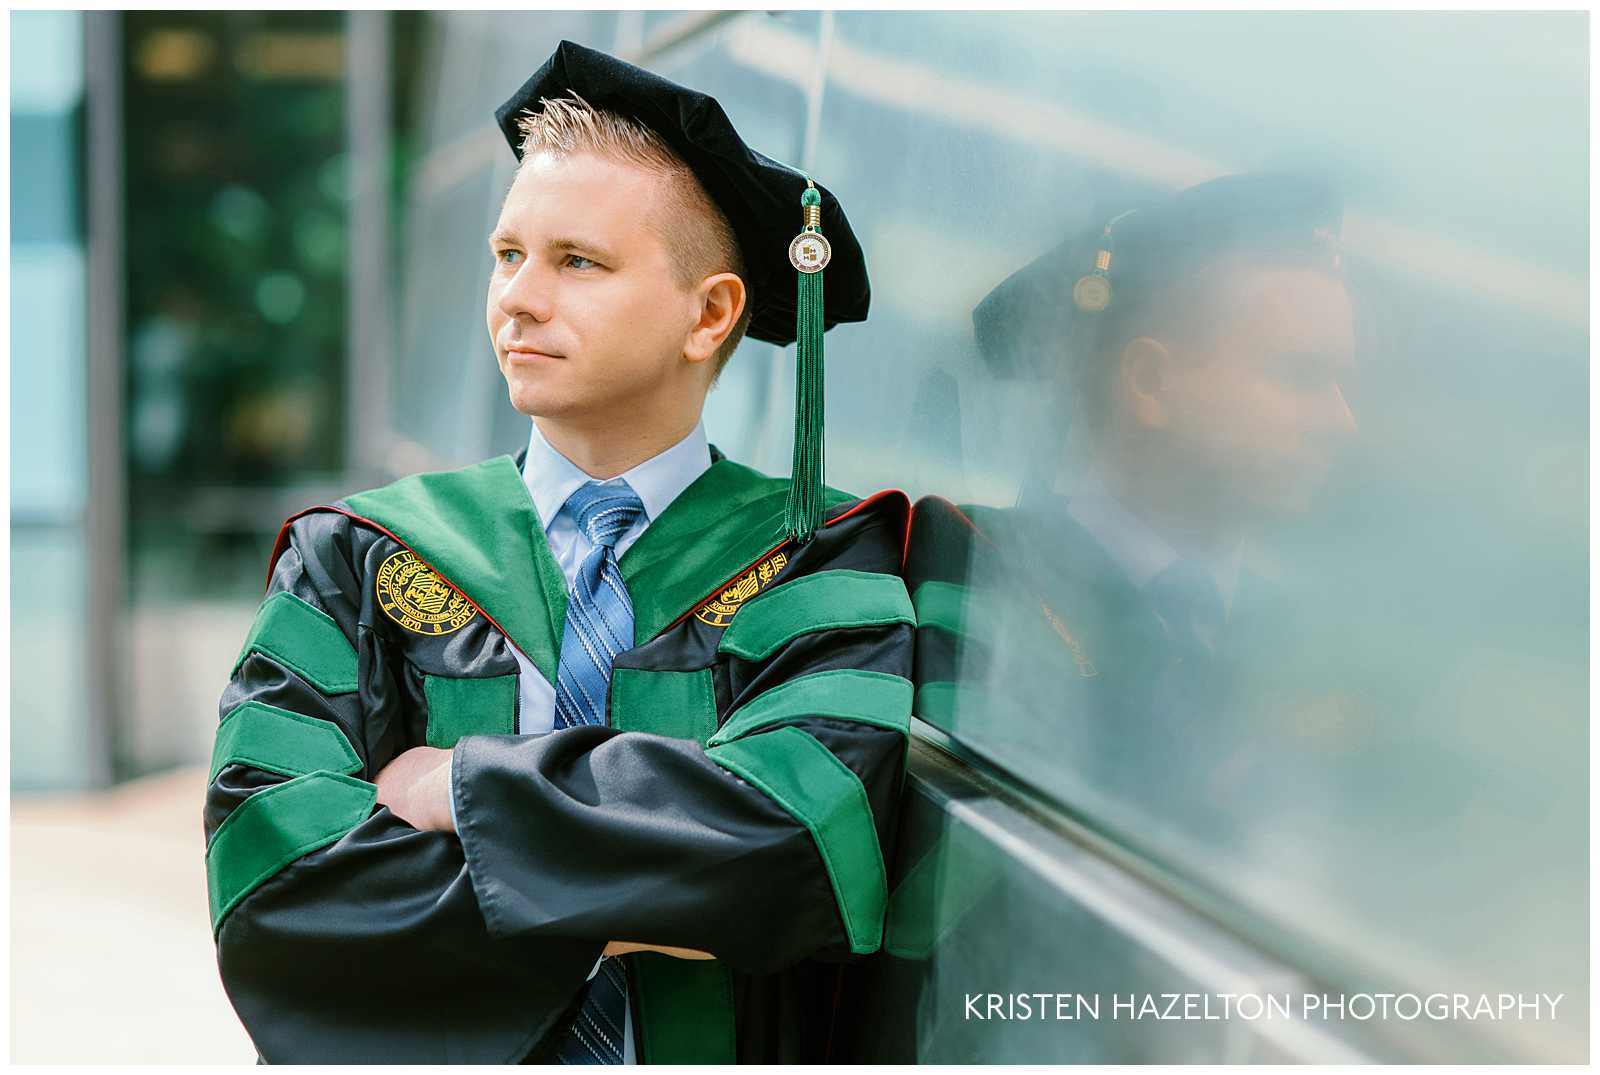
[514,94,752,377]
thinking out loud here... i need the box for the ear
[683,272,747,369]
[1119,335,1173,430]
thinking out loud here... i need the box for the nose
[1312,380,1363,441]
[1324,381,1359,440]
[494,258,554,324]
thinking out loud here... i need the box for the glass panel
[836,12,1585,1062]
[120,12,352,778]
[123,10,351,598]
[848,743,1392,1062]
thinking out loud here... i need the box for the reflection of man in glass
[919,173,1359,836]
[872,182,1358,1058]
[982,173,1356,642]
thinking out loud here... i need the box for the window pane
[123,10,351,606]
[822,12,1586,1061]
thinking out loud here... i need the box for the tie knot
[564,480,645,549]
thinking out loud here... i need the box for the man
[203,41,913,1064]
[905,172,1359,841]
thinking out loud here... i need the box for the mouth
[504,346,564,364]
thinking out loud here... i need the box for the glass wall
[122,10,352,602]
[11,11,435,789]
[113,12,427,777]
[402,12,1587,1061]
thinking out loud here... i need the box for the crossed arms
[203,508,912,1062]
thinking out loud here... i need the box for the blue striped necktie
[554,480,645,731]
[551,480,644,1064]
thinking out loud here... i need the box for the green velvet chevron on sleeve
[233,591,359,695]
[706,727,888,953]
[706,668,912,747]
[206,771,378,931]
[719,569,914,663]
[210,701,363,782]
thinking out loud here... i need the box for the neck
[534,406,701,480]
[1088,451,1249,565]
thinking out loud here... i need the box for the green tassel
[786,185,827,545]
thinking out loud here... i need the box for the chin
[500,364,560,416]
[508,388,561,419]
[504,380,552,418]
[505,381,597,422]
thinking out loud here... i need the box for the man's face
[1153,265,1358,517]
[486,151,702,422]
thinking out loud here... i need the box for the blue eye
[565,254,597,270]
[496,249,523,267]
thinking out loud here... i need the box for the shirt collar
[521,419,712,532]
[1065,491,1179,594]
[1063,487,1244,620]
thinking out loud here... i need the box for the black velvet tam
[495,39,870,347]
[972,171,1343,376]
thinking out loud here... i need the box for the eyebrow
[546,235,618,263]
[486,230,618,264]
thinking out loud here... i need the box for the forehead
[1176,262,1354,363]
[494,150,670,236]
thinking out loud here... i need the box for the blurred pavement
[11,765,256,1062]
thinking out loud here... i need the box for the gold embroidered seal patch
[375,550,478,636]
[694,550,789,628]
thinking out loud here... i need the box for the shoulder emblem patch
[694,550,789,628]
[375,550,478,636]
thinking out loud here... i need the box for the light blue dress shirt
[449,418,711,1063]
[1063,491,1241,621]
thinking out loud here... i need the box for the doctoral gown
[202,447,915,1063]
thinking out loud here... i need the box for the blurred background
[9,9,1587,1063]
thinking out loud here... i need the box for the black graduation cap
[972,171,1343,377]
[494,39,869,543]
